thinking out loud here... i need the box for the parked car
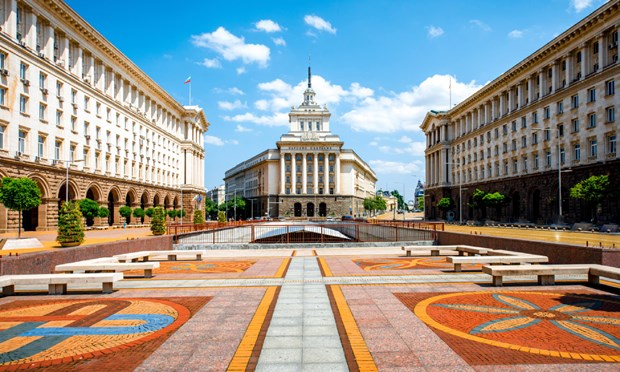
[326,217,335,222]
[341,215,353,221]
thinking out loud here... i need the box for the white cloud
[236,67,247,75]
[204,135,225,146]
[255,19,282,33]
[191,27,270,67]
[229,87,245,95]
[570,0,593,12]
[217,99,247,110]
[398,136,412,144]
[469,19,491,32]
[272,37,286,46]
[199,58,222,68]
[368,160,422,175]
[223,112,290,127]
[304,15,337,34]
[349,82,374,99]
[427,25,444,38]
[235,125,252,132]
[204,135,239,146]
[508,29,524,39]
[341,74,483,133]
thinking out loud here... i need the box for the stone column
[44,23,54,59]
[26,10,36,49]
[507,89,513,112]
[324,153,329,193]
[335,154,341,194]
[76,45,83,78]
[565,55,572,85]
[313,153,318,194]
[580,44,587,79]
[291,154,296,194]
[491,98,496,120]
[61,35,69,69]
[597,35,605,71]
[539,70,545,98]
[517,83,523,108]
[499,92,505,116]
[280,153,285,193]
[6,0,16,40]
[551,63,557,93]
[302,154,307,194]
[527,77,533,103]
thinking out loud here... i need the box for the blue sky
[67,0,604,201]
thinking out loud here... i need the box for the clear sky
[66,0,604,201]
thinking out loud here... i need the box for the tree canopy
[363,196,387,216]
[482,191,508,208]
[570,175,610,204]
[437,197,453,210]
[0,177,42,238]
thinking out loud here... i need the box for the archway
[153,194,160,207]
[307,202,315,217]
[57,181,78,211]
[294,202,302,217]
[140,192,148,223]
[22,178,47,232]
[107,190,118,226]
[512,192,521,220]
[319,202,327,217]
[125,194,133,224]
[532,189,541,221]
[164,195,170,210]
[84,187,99,227]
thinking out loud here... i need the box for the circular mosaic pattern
[353,257,478,270]
[414,291,620,361]
[0,298,189,367]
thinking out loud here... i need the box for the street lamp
[532,125,570,223]
[64,159,85,203]
[446,162,463,225]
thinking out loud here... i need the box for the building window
[560,147,565,164]
[286,188,290,195]
[590,139,598,158]
[543,129,551,141]
[329,188,334,194]
[608,134,617,155]
[606,106,615,123]
[546,150,552,167]
[84,96,90,111]
[502,124,508,135]
[587,88,596,103]
[606,80,615,96]
[0,126,4,149]
[513,160,518,173]
[571,94,579,109]
[37,136,44,158]
[39,103,46,121]
[588,113,596,128]
[300,121,304,131]
[70,145,75,161]
[319,188,323,195]
[55,140,61,160]
[511,121,517,132]
[19,95,27,113]
[534,153,539,169]
[18,130,26,153]
[296,188,301,195]
[571,118,579,132]
[532,111,538,124]
[574,144,581,162]
[543,106,551,119]
[504,161,509,175]
[56,81,62,97]
[19,63,27,80]
[521,136,527,148]
[56,110,62,127]
[523,157,528,172]
[71,116,77,131]
[95,102,101,116]
[0,52,5,70]
[296,165,301,172]
[511,139,517,151]
[557,101,564,115]
[71,89,77,104]
[0,87,6,106]
[521,116,526,128]
[286,165,290,172]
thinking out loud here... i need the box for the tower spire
[307,65,312,88]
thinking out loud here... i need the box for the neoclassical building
[224,68,377,219]
[422,0,620,224]
[0,0,208,232]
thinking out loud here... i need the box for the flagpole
[189,81,192,106]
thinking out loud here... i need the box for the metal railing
[172,222,437,245]
[367,220,445,231]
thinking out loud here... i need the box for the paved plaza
[0,246,619,371]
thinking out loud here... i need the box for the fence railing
[172,222,437,245]
[367,220,445,231]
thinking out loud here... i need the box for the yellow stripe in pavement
[331,285,378,371]
[275,258,291,278]
[227,286,278,371]
[318,257,333,277]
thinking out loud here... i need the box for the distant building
[421,0,620,224]
[206,185,226,206]
[0,0,209,232]
[224,68,377,219]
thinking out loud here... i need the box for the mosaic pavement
[0,249,619,371]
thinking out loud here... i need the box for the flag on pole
[184,76,191,84]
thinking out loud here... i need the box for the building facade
[0,0,209,232]
[422,0,620,224]
[206,184,225,206]
[224,68,377,219]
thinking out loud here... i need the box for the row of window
[285,165,334,173]
[285,153,335,161]
[285,188,335,195]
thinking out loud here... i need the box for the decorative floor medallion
[397,291,620,364]
[0,297,209,370]
[353,257,479,271]
[125,260,256,275]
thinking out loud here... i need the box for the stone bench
[55,262,160,278]
[0,273,123,295]
[456,246,490,256]
[482,264,593,286]
[448,254,549,272]
[401,245,458,257]
[114,250,206,263]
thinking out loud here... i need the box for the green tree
[145,207,155,218]
[167,209,178,220]
[0,177,42,238]
[217,210,226,223]
[390,190,407,211]
[483,191,509,218]
[437,197,453,211]
[56,200,85,246]
[471,188,488,219]
[133,207,145,223]
[205,199,218,220]
[79,198,100,226]
[150,206,166,235]
[119,205,132,223]
[193,209,205,224]
[570,175,611,221]
[363,195,387,216]
[97,207,109,218]
[416,196,424,211]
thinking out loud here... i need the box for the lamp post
[65,159,85,203]
[532,125,569,223]
[446,162,463,224]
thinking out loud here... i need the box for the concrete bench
[448,254,548,272]
[401,245,458,257]
[586,264,620,285]
[55,262,160,278]
[482,264,592,286]
[456,246,490,256]
[1,273,123,295]
[114,250,206,263]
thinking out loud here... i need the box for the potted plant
[119,205,132,224]
[193,209,205,224]
[133,207,145,224]
[167,209,178,221]
[56,201,85,247]
[150,206,166,235]
[217,210,226,223]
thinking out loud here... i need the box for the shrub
[217,210,226,223]
[150,206,166,235]
[193,210,205,224]
[79,198,100,226]
[133,207,145,218]
[0,177,41,238]
[97,207,110,218]
[167,209,178,220]
[119,206,132,219]
[145,207,155,218]
[56,201,85,246]
[437,197,453,211]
